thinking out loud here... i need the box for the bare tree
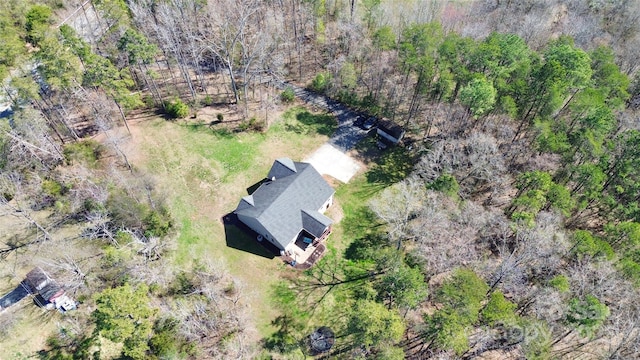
[73,88,133,171]
[0,172,54,250]
[415,132,509,200]
[156,260,255,359]
[480,211,569,300]
[369,177,426,247]
[404,189,489,276]
[2,108,64,171]
[201,0,259,105]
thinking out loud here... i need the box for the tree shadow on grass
[365,147,414,186]
[261,315,305,355]
[353,181,387,199]
[295,111,336,136]
[182,122,234,138]
[222,213,277,259]
[340,207,384,241]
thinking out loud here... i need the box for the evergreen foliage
[165,98,189,118]
[92,284,157,359]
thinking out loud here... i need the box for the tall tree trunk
[114,100,131,135]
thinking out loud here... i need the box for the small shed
[376,118,405,144]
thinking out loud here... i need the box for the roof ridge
[257,163,312,219]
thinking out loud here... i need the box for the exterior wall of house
[318,194,334,213]
[284,234,299,253]
[236,214,283,250]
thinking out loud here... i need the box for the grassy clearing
[331,138,415,252]
[127,106,335,339]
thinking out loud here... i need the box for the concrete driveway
[304,144,361,183]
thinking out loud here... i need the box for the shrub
[359,93,382,114]
[142,94,155,108]
[336,89,359,107]
[42,179,65,197]
[103,245,131,267]
[106,191,172,238]
[217,113,224,122]
[143,207,173,237]
[202,95,213,106]
[170,271,198,295]
[548,275,570,293]
[149,318,184,358]
[428,173,460,199]
[63,140,103,166]
[224,281,237,295]
[107,191,149,230]
[310,72,332,93]
[280,87,295,103]
[165,98,189,118]
[238,117,264,132]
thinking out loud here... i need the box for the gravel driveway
[286,85,369,151]
[276,82,370,183]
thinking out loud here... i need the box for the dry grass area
[0,104,338,355]
[0,209,95,358]
[0,304,58,358]
[121,106,334,341]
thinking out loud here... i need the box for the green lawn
[331,138,414,252]
[131,106,336,339]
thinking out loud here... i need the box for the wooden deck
[282,243,327,270]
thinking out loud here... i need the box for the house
[234,158,334,254]
[21,267,77,312]
[376,117,406,144]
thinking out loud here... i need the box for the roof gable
[377,118,405,140]
[301,209,333,238]
[236,195,254,211]
[267,157,297,179]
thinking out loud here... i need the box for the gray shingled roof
[267,158,297,179]
[301,209,333,238]
[377,118,405,140]
[236,159,334,249]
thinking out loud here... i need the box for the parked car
[353,115,365,127]
[362,117,378,130]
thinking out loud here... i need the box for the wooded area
[2,0,640,358]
